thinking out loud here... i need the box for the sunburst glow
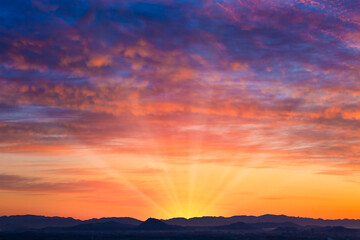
[1,0,360,220]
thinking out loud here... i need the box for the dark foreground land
[1,215,360,240]
[0,229,359,240]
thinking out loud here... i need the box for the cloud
[0,0,359,177]
[41,168,104,176]
[0,173,119,193]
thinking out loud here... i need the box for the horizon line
[2,213,360,222]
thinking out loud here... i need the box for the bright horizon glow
[1,0,360,221]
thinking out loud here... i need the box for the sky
[0,0,360,220]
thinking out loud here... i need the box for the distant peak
[137,218,181,231]
[143,218,165,223]
[145,218,162,222]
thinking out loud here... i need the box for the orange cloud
[86,55,112,67]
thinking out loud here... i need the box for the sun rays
[1,0,360,220]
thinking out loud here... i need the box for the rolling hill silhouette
[0,215,80,231]
[1,214,360,232]
[83,217,141,225]
[65,221,135,231]
[136,218,182,231]
[214,221,300,231]
[215,221,255,230]
[0,215,140,232]
[1,215,360,240]
[162,214,360,228]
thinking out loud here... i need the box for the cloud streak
[0,0,360,219]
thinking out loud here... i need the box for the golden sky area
[1,0,360,220]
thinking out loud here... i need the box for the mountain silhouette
[0,215,139,232]
[66,221,135,231]
[251,221,300,229]
[214,221,299,231]
[84,217,141,225]
[215,221,255,230]
[1,214,360,232]
[136,218,181,231]
[311,225,357,232]
[0,215,80,231]
[163,214,360,228]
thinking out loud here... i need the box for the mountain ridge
[163,214,360,228]
[1,214,360,232]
